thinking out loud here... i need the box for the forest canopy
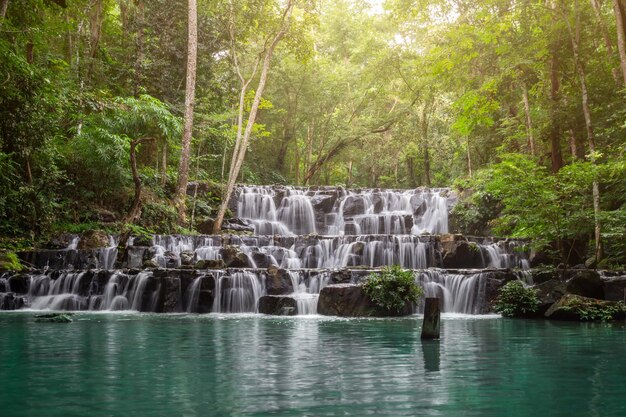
[1,0,625,266]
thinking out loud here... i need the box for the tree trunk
[160,142,167,188]
[406,156,416,188]
[89,0,103,59]
[0,0,9,25]
[174,0,198,223]
[549,54,564,172]
[615,0,626,85]
[522,84,535,155]
[134,0,145,95]
[568,0,603,260]
[213,0,295,233]
[466,136,472,178]
[421,101,432,186]
[125,139,143,223]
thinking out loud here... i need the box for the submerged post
[421,297,440,340]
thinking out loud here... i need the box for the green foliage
[0,251,24,272]
[561,300,626,322]
[362,266,423,313]
[493,280,540,318]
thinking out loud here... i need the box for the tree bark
[125,138,145,223]
[522,84,535,155]
[89,0,103,59]
[568,0,603,260]
[0,0,9,24]
[134,0,145,95]
[174,0,198,223]
[615,0,626,85]
[466,136,472,178]
[549,54,564,172]
[213,0,295,233]
[421,100,434,186]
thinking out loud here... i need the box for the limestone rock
[439,234,482,269]
[565,270,604,299]
[603,275,626,302]
[533,279,567,314]
[545,294,626,321]
[258,295,297,315]
[78,230,110,249]
[266,266,294,295]
[220,246,252,268]
[317,283,412,317]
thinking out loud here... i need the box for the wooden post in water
[421,297,440,340]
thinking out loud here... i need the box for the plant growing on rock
[362,266,423,313]
[493,280,540,318]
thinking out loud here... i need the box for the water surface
[0,313,625,417]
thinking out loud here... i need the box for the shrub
[362,266,423,313]
[493,280,540,317]
[0,251,24,272]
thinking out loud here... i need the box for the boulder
[162,277,181,313]
[330,269,352,284]
[0,293,25,310]
[258,295,297,315]
[310,193,337,214]
[545,294,626,321]
[78,230,110,249]
[342,196,366,217]
[439,235,482,269]
[196,218,215,235]
[143,258,159,268]
[533,279,567,314]
[7,274,31,294]
[603,275,626,302]
[566,270,604,299]
[162,251,180,269]
[220,246,252,268]
[251,252,273,269]
[266,266,294,295]
[180,251,196,267]
[317,283,412,317]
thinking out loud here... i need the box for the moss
[0,251,24,272]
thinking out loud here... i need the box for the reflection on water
[0,313,625,417]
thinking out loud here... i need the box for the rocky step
[18,233,531,272]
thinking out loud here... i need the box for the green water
[0,313,625,417]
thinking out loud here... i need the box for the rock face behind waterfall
[317,284,412,317]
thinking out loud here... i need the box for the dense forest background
[1,0,626,266]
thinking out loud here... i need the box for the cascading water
[1,185,533,315]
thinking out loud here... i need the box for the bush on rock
[362,266,423,314]
[493,280,540,317]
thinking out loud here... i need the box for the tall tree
[213,0,296,232]
[173,0,198,223]
[615,0,626,84]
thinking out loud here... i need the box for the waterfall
[212,271,265,313]
[1,185,536,316]
[416,270,486,314]
[236,186,449,236]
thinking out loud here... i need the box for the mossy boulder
[77,230,110,249]
[545,294,626,321]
